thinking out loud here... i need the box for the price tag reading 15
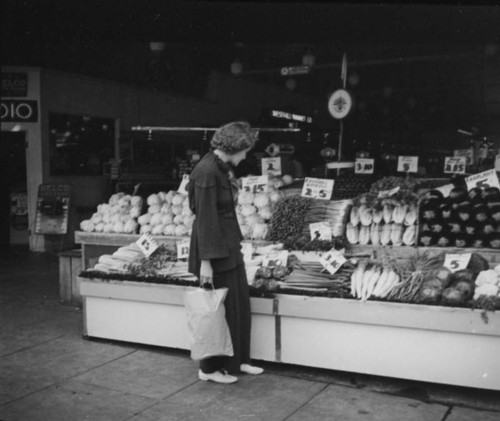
[136,233,159,258]
[301,177,334,200]
[176,239,190,260]
[241,175,269,194]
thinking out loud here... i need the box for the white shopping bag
[184,287,234,360]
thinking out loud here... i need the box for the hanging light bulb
[231,59,243,75]
[302,50,315,67]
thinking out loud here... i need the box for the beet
[441,287,465,306]
[417,286,442,305]
[450,269,475,285]
[454,280,473,300]
[435,267,453,288]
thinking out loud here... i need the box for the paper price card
[454,148,474,165]
[136,233,159,258]
[241,175,269,194]
[263,250,289,268]
[435,183,454,198]
[465,169,500,191]
[355,158,375,174]
[377,186,400,198]
[444,157,467,174]
[177,174,190,195]
[301,177,334,201]
[319,249,347,275]
[241,242,254,261]
[444,253,471,273]
[261,157,282,176]
[397,156,419,173]
[309,222,333,241]
[176,238,190,260]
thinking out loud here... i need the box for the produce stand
[79,276,500,391]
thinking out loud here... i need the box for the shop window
[49,113,115,176]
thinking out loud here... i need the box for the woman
[188,121,264,384]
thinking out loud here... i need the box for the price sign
[241,175,269,194]
[355,158,375,174]
[136,233,159,258]
[454,148,474,166]
[176,238,190,260]
[397,156,419,173]
[301,177,334,200]
[261,157,282,176]
[465,169,500,191]
[241,242,254,261]
[377,186,400,198]
[309,222,333,241]
[263,250,289,268]
[444,157,467,174]
[177,174,190,195]
[319,249,347,275]
[444,253,471,273]
[435,183,454,198]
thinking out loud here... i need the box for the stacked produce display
[346,177,420,246]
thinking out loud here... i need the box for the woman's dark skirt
[199,264,251,374]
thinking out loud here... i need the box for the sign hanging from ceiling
[1,73,28,97]
[280,65,310,76]
[269,109,312,124]
[1,100,38,122]
[327,89,353,119]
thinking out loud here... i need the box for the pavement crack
[0,333,67,358]
[441,405,454,421]
[283,382,329,420]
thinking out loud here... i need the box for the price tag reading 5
[319,249,347,275]
[301,177,334,201]
[444,253,471,273]
[355,158,375,174]
[397,156,419,173]
[136,233,159,258]
[176,239,191,260]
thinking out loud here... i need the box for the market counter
[80,277,500,391]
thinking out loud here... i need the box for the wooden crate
[58,249,83,305]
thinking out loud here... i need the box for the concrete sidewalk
[1,247,499,421]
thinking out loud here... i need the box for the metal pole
[131,126,301,133]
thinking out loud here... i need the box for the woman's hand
[200,260,213,286]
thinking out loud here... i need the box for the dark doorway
[0,132,28,246]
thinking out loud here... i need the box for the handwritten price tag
[176,238,190,260]
[454,148,474,165]
[241,175,269,194]
[444,253,471,273]
[319,249,347,275]
[465,169,500,191]
[261,157,282,176]
[444,157,466,174]
[309,222,333,241]
[263,250,289,268]
[301,177,334,200]
[136,233,159,258]
[177,174,190,195]
[378,186,400,198]
[355,158,375,174]
[397,156,419,173]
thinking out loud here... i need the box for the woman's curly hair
[210,121,257,155]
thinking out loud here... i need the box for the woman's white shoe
[240,364,264,375]
[198,370,238,384]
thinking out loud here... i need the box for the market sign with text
[269,109,313,125]
[1,72,28,97]
[1,100,38,122]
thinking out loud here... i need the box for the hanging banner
[34,184,71,235]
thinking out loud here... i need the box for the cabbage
[138,214,151,226]
[110,213,121,224]
[147,194,160,206]
[174,215,184,225]
[165,190,176,203]
[151,224,165,235]
[251,223,269,240]
[109,193,124,205]
[160,203,172,214]
[172,194,185,206]
[123,220,137,234]
[113,221,124,233]
[183,215,195,230]
[163,224,176,236]
[131,195,143,207]
[102,213,111,223]
[240,224,252,239]
[269,191,283,203]
[245,214,264,226]
[150,213,163,226]
[103,223,114,233]
[254,193,270,208]
[148,204,161,214]
[175,225,188,236]
[129,206,141,219]
[161,214,174,225]
[257,206,272,221]
[171,205,183,216]
[158,191,168,202]
[118,196,131,207]
[91,213,103,224]
[140,224,152,234]
[241,205,257,217]
[182,207,193,217]
[80,220,95,232]
[238,192,255,206]
[282,174,293,185]
[94,222,104,232]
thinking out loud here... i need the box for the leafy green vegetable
[266,196,312,242]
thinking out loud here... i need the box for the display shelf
[80,277,500,391]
